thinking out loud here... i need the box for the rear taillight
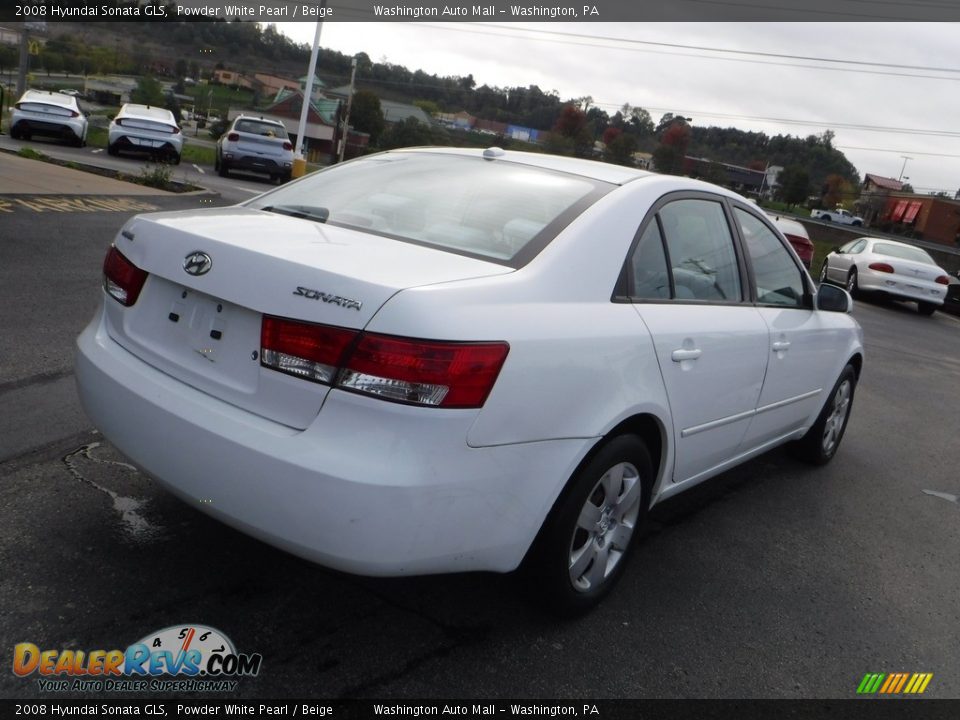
[69,110,79,118]
[260,316,356,384]
[869,262,894,273]
[114,118,124,126]
[103,246,148,306]
[282,141,293,151]
[227,132,239,142]
[260,317,509,409]
[340,335,509,408]
[936,275,949,285]
[172,126,181,134]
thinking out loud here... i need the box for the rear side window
[629,221,671,300]
[245,153,611,266]
[659,199,742,302]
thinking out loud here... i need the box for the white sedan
[108,103,183,164]
[819,237,950,315]
[76,147,863,614]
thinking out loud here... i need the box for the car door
[732,206,840,449]
[826,238,866,283]
[626,194,769,484]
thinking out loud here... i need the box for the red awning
[903,201,922,224]
[889,200,908,222]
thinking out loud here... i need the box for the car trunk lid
[104,208,513,429]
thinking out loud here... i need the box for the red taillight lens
[69,110,79,118]
[259,318,509,409]
[340,335,509,408]
[172,126,181,134]
[869,262,894,273]
[260,316,357,384]
[114,118,123,126]
[936,275,949,285]
[282,141,293,151]
[103,246,148,306]
[227,132,239,142]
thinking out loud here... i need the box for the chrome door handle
[772,341,791,352]
[671,348,702,362]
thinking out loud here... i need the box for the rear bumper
[109,130,183,155]
[75,307,590,576]
[857,268,945,305]
[11,117,84,141]
[222,153,292,175]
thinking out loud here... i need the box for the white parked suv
[216,115,294,183]
[11,89,88,146]
[108,104,183,164]
[76,148,864,614]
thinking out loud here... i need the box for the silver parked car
[10,90,88,146]
[215,115,294,183]
[108,104,183,164]
[819,237,950,315]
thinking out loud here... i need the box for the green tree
[777,165,810,208]
[379,117,435,150]
[604,132,639,167]
[131,76,165,106]
[351,90,386,145]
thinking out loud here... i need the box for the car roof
[386,146,653,186]
[18,89,79,110]
[117,104,176,122]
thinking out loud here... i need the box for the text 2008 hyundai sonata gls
[76,147,863,613]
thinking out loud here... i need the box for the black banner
[5,0,960,24]
[2,699,960,719]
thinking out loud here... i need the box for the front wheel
[526,434,652,616]
[792,364,857,465]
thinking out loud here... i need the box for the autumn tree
[548,104,593,158]
[820,173,856,209]
[777,165,810,208]
[653,119,691,175]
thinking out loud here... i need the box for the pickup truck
[810,207,863,226]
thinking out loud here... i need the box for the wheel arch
[519,411,666,569]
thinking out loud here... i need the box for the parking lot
[1,158,958,701]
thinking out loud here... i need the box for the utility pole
[898,156,912,182]
[338,57,357,163]
[17,28,29,97]
[294,4,327,173]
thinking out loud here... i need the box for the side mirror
[831,246,843,254]
[817,283,853,313]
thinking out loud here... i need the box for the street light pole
[295,7,326,168]
[337,57,357,163]
[898,156,912,182]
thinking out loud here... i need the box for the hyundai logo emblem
[183,251,212,276]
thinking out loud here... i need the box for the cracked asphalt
[1,161,958,701]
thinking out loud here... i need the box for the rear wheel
[10,126,20,140]
[846,268,858,297]
[526,434,652,616]
[107,143,119,156]
[819,261,830,285]
[918,301,937,316]
[792,364,857,465]
[218,159,230,177]
[821,214,832,222]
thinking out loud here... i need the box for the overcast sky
[275,22,960,195]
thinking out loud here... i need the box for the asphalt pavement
[0,159,958,702]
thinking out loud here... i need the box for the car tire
[281,172,292,184]
[107,143,119,156]
[218,160,230,178]
[214,153,220,172]
[525,434,652,616]
[852,220,863,227]
[918,301,937,316]
[819,261,830,285]
[821,214,832,222]
[10,126,20,140]
[792,364,857,465]
[846,268,858,297]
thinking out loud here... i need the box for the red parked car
[768,213,815,269]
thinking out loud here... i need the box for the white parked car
[10,89,88,146]
[819,237,950,315]
[76,148,864,613]
[108,104,183,164]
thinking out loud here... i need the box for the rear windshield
[234,119,288,139]
[18,102,74,116]
[245,153,611,266]
[873,242,935,264]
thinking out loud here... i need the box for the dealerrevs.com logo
[13,624,262,693]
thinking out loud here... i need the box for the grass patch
[188,84,255,115]
[86,127,109,149]
[181,144,216,166]
[139,163,173,190]
[17,146,47,160]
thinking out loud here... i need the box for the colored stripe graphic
[858,673,932,694]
